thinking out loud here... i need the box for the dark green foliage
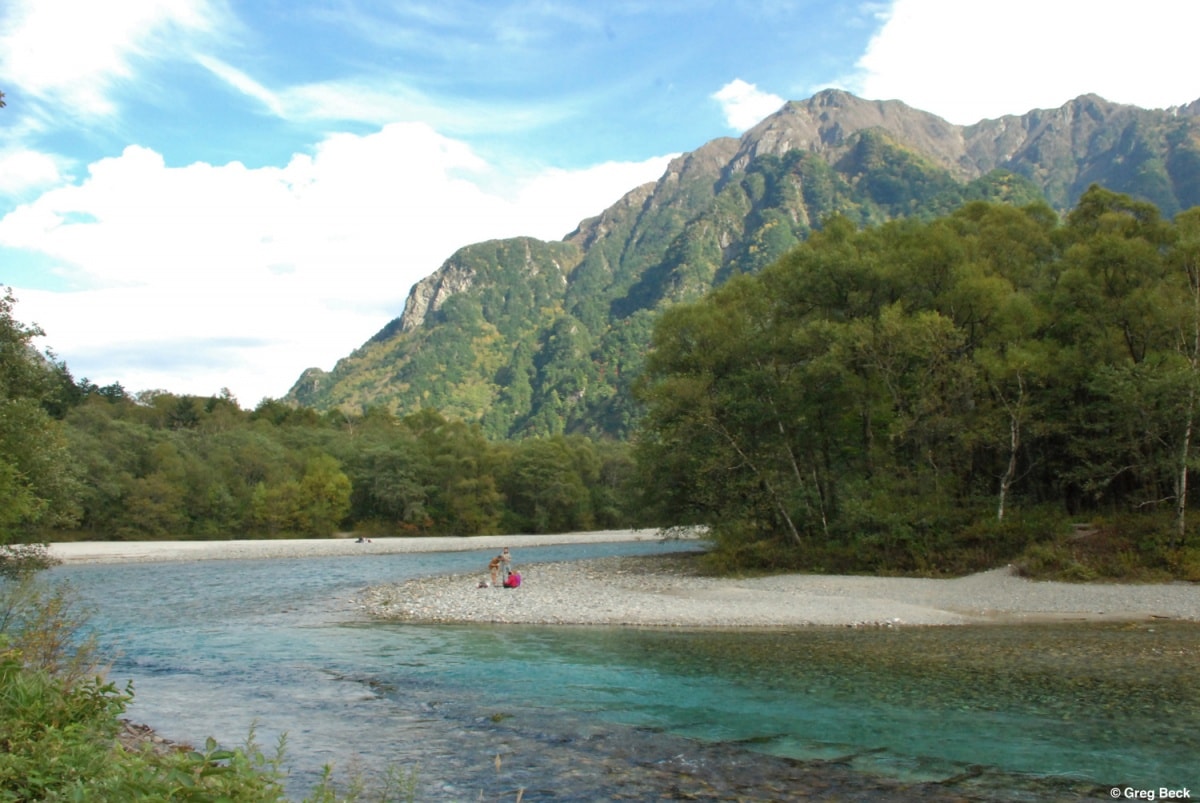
[41,378,641,540]
[0,288,82,549]
[1014,513,1200,582]
[636,192,1200,574]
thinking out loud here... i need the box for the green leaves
[636,193,1200,571]
[0,288,82,547]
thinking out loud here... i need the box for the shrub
[0,542,60,580]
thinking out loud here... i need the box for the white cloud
[512,155,676,238]
[198,60,569,136]
[712,79,786,131]
[194,55,286,118]
[1,125,671,404]
[0,0,221,120]
[0,149,62,195]
[856,0,1200,125]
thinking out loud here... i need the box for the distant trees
[0,330,640,540]
[49,392,642,539]
[0,288,644,542]
[634,190,1200,571]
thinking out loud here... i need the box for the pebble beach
[358,551,1200,628]
[48,531,1200,627]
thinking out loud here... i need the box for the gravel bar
[358,555,1200,628]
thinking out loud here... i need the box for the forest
[3,187,1200,580]
[635,187,1200,578]
[0,293,640,546]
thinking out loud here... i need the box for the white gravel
[46,530,663,564]
[358,555,1200,628]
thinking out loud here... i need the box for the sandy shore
[46,532,1200,627]
[359,554,1200,628]
[45,530,662,564]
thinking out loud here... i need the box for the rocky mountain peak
[731,89,971,177]
[288,91,1200,434]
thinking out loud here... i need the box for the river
[49,541,1197,801]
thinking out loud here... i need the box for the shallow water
[50,542,1198,801]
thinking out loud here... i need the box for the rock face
[398,254,479,333]
[287,90,1200,437]
[732,90,972,177]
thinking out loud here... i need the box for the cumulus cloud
[0,149,62,196]
[1,125,671,403]
[856,0,1200,125]
[712,79,786,131]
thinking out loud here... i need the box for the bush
[1013,511,1200,581]
[0,575,99,688]
[0,542,60,580]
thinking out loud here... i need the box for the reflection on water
[50,547,1197,801]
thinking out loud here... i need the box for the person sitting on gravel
[502,568,522,588]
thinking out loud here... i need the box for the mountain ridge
[287,90,1200,437]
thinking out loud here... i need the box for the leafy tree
[636,195,1200,571]
[0,289,81,554]
[501,436,593,533]
[346,441,433,531]
[296,454,351,536]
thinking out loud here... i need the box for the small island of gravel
[358,552,1200,628]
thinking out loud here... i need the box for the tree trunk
[997,373,1025,522]
[1175,258,1200,548]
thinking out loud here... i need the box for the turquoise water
[50,544,1198,801]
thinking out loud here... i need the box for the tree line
[0,291,640,546]
[634,187,1200,575]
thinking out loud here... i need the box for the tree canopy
[634,189,1200,573]
[0,288,81,551]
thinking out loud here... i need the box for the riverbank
[46,530,665,564]
[359,553,1200,627]
[46,533,1200,627]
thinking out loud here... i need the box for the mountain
[287,90,1200,438]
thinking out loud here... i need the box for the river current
[50,541,1197,801]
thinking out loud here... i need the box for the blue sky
[3,0,1199,406]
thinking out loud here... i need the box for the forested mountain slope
[287,90,1200,438]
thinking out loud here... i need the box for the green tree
[297,454,351,536]
[502,437,593,533]
[0,289,80,555]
